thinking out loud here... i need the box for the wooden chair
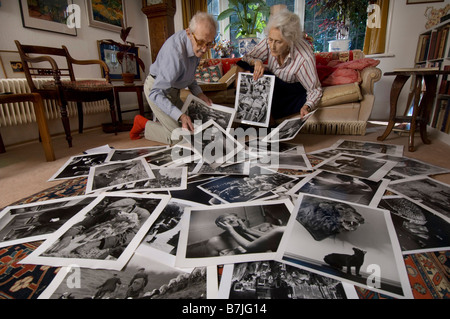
[15,40,117,147]
[0,92,55,161]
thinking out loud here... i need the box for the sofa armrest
[360,66,382,95]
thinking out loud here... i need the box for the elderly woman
[237,9,322,122]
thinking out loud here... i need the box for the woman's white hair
[189,11,218,33]
[265,9,303,46]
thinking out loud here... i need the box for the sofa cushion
[318,82,363,107]
[195,64,223,83]
[321,68,361,87]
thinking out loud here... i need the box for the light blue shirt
[149,30,203,121]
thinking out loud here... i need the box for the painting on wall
[19,0,77,36]
[0,51,25,79]
[86,0,126,32]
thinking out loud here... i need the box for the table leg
[419,75,438,146]
[408,76,423,152]
[114,89,123,123]
[377,74,410,142]
[136,87,145,116]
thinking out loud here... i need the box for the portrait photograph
[276,194,413,299]
[234,73,275,127]
[176,199,294,268]
[23,193,171,271]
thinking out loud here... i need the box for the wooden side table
[113,84,147,123]
[378,69,450,152]
[0,93,55,161]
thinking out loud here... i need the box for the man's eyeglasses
[192,33,215,49]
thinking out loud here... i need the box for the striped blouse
[241,38,322,110]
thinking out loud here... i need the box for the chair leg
[0,130,5,153]
[77,102,83,134]
[60,104,72,147]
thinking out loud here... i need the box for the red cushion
[316,65,336,82]
[218,58,241,74]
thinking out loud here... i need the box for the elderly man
[130,12,217,144]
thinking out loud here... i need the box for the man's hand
[197,93,212,106]
[179,113,194,132]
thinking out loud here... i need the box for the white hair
[265,9,303,46]
[189,11,218,33]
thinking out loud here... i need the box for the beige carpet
[1,123,450,209]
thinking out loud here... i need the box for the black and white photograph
[198,165,298,204]
[22,193,171,271]
[0,196,96,248]
[372,154,449,177]
[169,177,217,206]
[142,147,188,168]
[85,158,155,194]
[287,170,389,207]
[307,147,379,161]
[196,161,250,176]
[105,146,168,162]
[257,151,313,171]
[314,153,397,182]
[331,139,404,156]
[38,254,208,299]
[218,260,355,299]
[181,94,236,130]
[105,167,188,193]
[183,120,244,164]
[48,153,108,181]
[388,176,450,221]
[378,196,450,254]
[276,194,413,299]
[176,199,293,268]
[234,73,275,127]
[136,198,205,267]
[262,110,317,143]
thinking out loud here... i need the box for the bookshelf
[414,19,450,141]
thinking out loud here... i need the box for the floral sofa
[181,50,382,135]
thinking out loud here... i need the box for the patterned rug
[0,177,448,299]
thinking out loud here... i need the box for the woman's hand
[300,105,311,118]
[253,60,264,81]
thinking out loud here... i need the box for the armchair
[15,40,117,147]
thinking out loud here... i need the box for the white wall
[0,0,151,146]
[369,1,448,120]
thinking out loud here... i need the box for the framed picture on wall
[19,0,77,36]
[86,0,127,32]
[97,41,141,81]
[0,51,25,79]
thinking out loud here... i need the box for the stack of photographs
[1,72,449,301]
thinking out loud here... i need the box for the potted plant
[308,0,370,51]
[217,0,270,56]
[103,27,147,84]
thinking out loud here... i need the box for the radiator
[0,78,110,127]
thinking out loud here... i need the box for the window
[208,0,370,55]
[303,1,369,52]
